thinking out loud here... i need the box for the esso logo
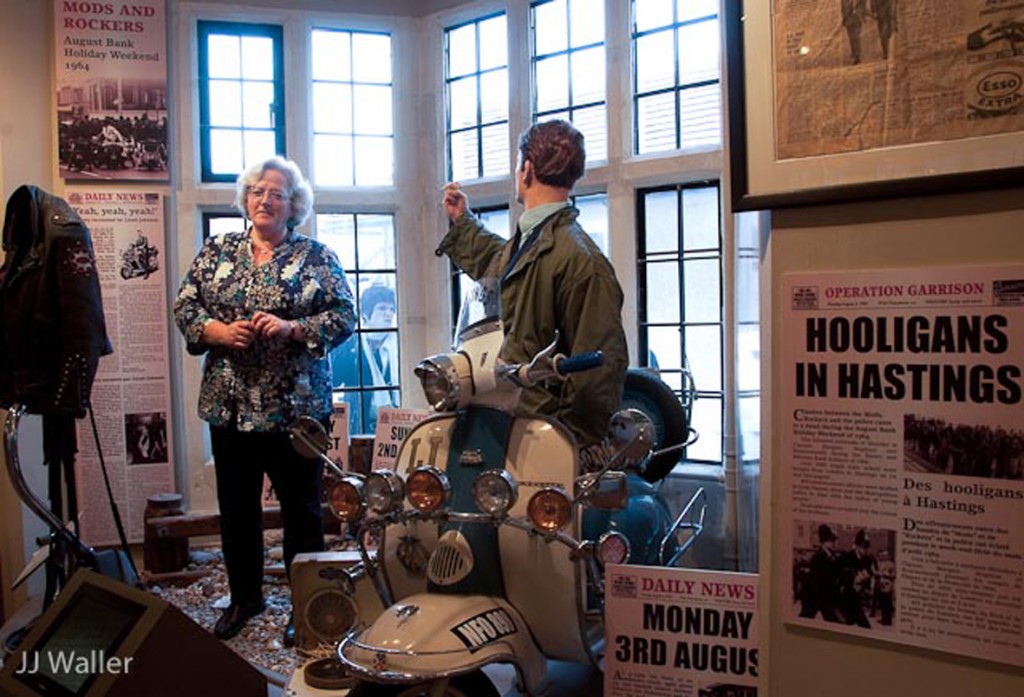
[977,72,1022,98]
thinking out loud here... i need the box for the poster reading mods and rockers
[55,1,168,182]
[782,265,1024,668]
[66,189,173,545]
[605,566,759,697]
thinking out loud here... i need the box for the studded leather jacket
[0,185,112,416]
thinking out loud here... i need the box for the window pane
[241,36,273,80]
[644,190,678,254]
[683,258,720,323]
[570,0,604,47]
[635,30,675,92]
[678,21,720,86]
[210,129,243,173]
[207,216,245,237]
[682,186,719,250]
[208,35,240,78]
[688,396,722,462]
[312,30,351,81]
[480,70,508,123]
[450,129,479,181]
[534,0,568,55]
[679,84,721,149]
[241,82,274,128]
[737,324,760,393]
[646,261,680,323]
[536,54,569,113]
[647,325,681,370]
[481,123,509,177]
[313,83,352,134]
[353,33,391,83]
[209,81,242,127]
[686,325,721,391]
[357,215,397,269]
[243,130,277,169]
[479,15,507,70]
[571,46,605,104]
[478,208,510,239]
[572,104,606,163]
[448,24,477,78]
[313,134,353,186]
[679,0,719,23]
[738,394,760,461]
[354,85,393,135]
[575,193,608,254]
[634,0,674,33]
[449,76,479,129]
[637,91,676,153]
[318,214,356,269]
[354,136,394,186]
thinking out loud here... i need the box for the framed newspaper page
[726,0,1024,211]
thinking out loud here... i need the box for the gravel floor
[146,530,344,681]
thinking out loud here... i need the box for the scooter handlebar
[555,351,604,376]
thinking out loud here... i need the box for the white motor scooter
[294,285,704,696]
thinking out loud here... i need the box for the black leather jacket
[0,185,112,416]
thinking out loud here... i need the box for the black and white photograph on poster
[904,413,1024,480]
[698,683,757,697]
[124,411,168,465]
[793,521,897,630]
[118,229,160,280]
[782,264,1024,667]
[55,2,169,182]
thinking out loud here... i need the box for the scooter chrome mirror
[608,408,656,465]
[575,470,628,511]
[288,416,346,479]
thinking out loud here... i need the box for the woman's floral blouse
[173,230,355,431]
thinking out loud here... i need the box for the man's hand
[204,319,257,349]
[442,182,468,222]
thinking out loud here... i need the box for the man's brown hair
[517,119,586,189]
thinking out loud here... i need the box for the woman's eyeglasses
[248,187,289,202]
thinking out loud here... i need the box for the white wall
[762,189,1024,696]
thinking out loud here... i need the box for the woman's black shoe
[213,600,265,640]
[283,613,296,647]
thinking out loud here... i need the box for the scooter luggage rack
[659,486,708,567]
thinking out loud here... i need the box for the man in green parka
[438,119,628,454]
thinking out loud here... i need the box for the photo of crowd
[904,414,1024,480]
[56,78,168,181]
[793,522,897,629]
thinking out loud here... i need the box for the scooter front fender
[337,593,548,694]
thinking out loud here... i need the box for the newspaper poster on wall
[66,189,173,545]
[782,265,1024,668]
[371,407,432,471]
[55,1,169,181]
[773,0,1024,159]
[604,565,759,697]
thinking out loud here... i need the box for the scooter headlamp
[406,466,450,512]
[596,531,631,567]
[328,477,365,522]
[527,487,572,532]
[414,353,471,412]
[365,469,404,514]
[472,469,518,516]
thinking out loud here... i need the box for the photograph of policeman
[793,522,896,629]
[905,413,1024,480]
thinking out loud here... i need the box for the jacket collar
[501,206,578,284]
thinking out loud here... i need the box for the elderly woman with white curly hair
[174,156,355,644]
